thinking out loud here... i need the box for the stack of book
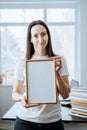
[70,87,87,118]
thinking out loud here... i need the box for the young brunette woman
[12,20,70,130]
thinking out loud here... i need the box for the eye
[42,32,46,36]
[34,34,38,38]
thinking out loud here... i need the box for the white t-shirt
[14,55,69,123]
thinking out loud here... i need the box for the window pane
[0,7,76,85]
[1,26,27,84]
[47,9,75,22]
[49,26,75,80]
[0,9,44,23]
[1,25,75,84]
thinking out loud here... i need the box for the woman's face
[30,25,48,52]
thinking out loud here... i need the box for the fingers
[49,56,62,72]
[49,56,61,60]
[24,103,40,108]
[21,96,40,108]
[55,58,61,66]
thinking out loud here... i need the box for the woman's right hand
[21,96,40,108]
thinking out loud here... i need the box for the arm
[12,80,23,102]
[56,73,70,99]
[52,56,70,99]
[12,80,39,108]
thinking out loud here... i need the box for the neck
[34,50,46,56]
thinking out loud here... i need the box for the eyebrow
[33,31,47,35]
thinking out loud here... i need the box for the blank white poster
[26,60,57,104]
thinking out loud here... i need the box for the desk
[1,102,87,130]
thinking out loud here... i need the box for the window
[0,1,79,85]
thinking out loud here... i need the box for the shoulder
[18,58,25,66]
[15,58,26,70]
[57,55,69,76]
[14,58,26,81]
[61,55,66,64]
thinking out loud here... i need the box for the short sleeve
[59,56,69,76]
[14,60,25,81]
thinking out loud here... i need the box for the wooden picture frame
[26,59,57,104]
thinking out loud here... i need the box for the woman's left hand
[50,56,62,72]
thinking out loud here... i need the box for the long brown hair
[26,20,55,59]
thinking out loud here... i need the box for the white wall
[0,85,14,118]
[0,85,25,118]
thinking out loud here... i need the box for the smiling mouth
[39,42,44,44]
[39,43,44,46]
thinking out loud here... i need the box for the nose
[38,36,43,43]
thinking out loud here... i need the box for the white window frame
[0,0,80,85]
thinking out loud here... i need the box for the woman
[12,20,70,130]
